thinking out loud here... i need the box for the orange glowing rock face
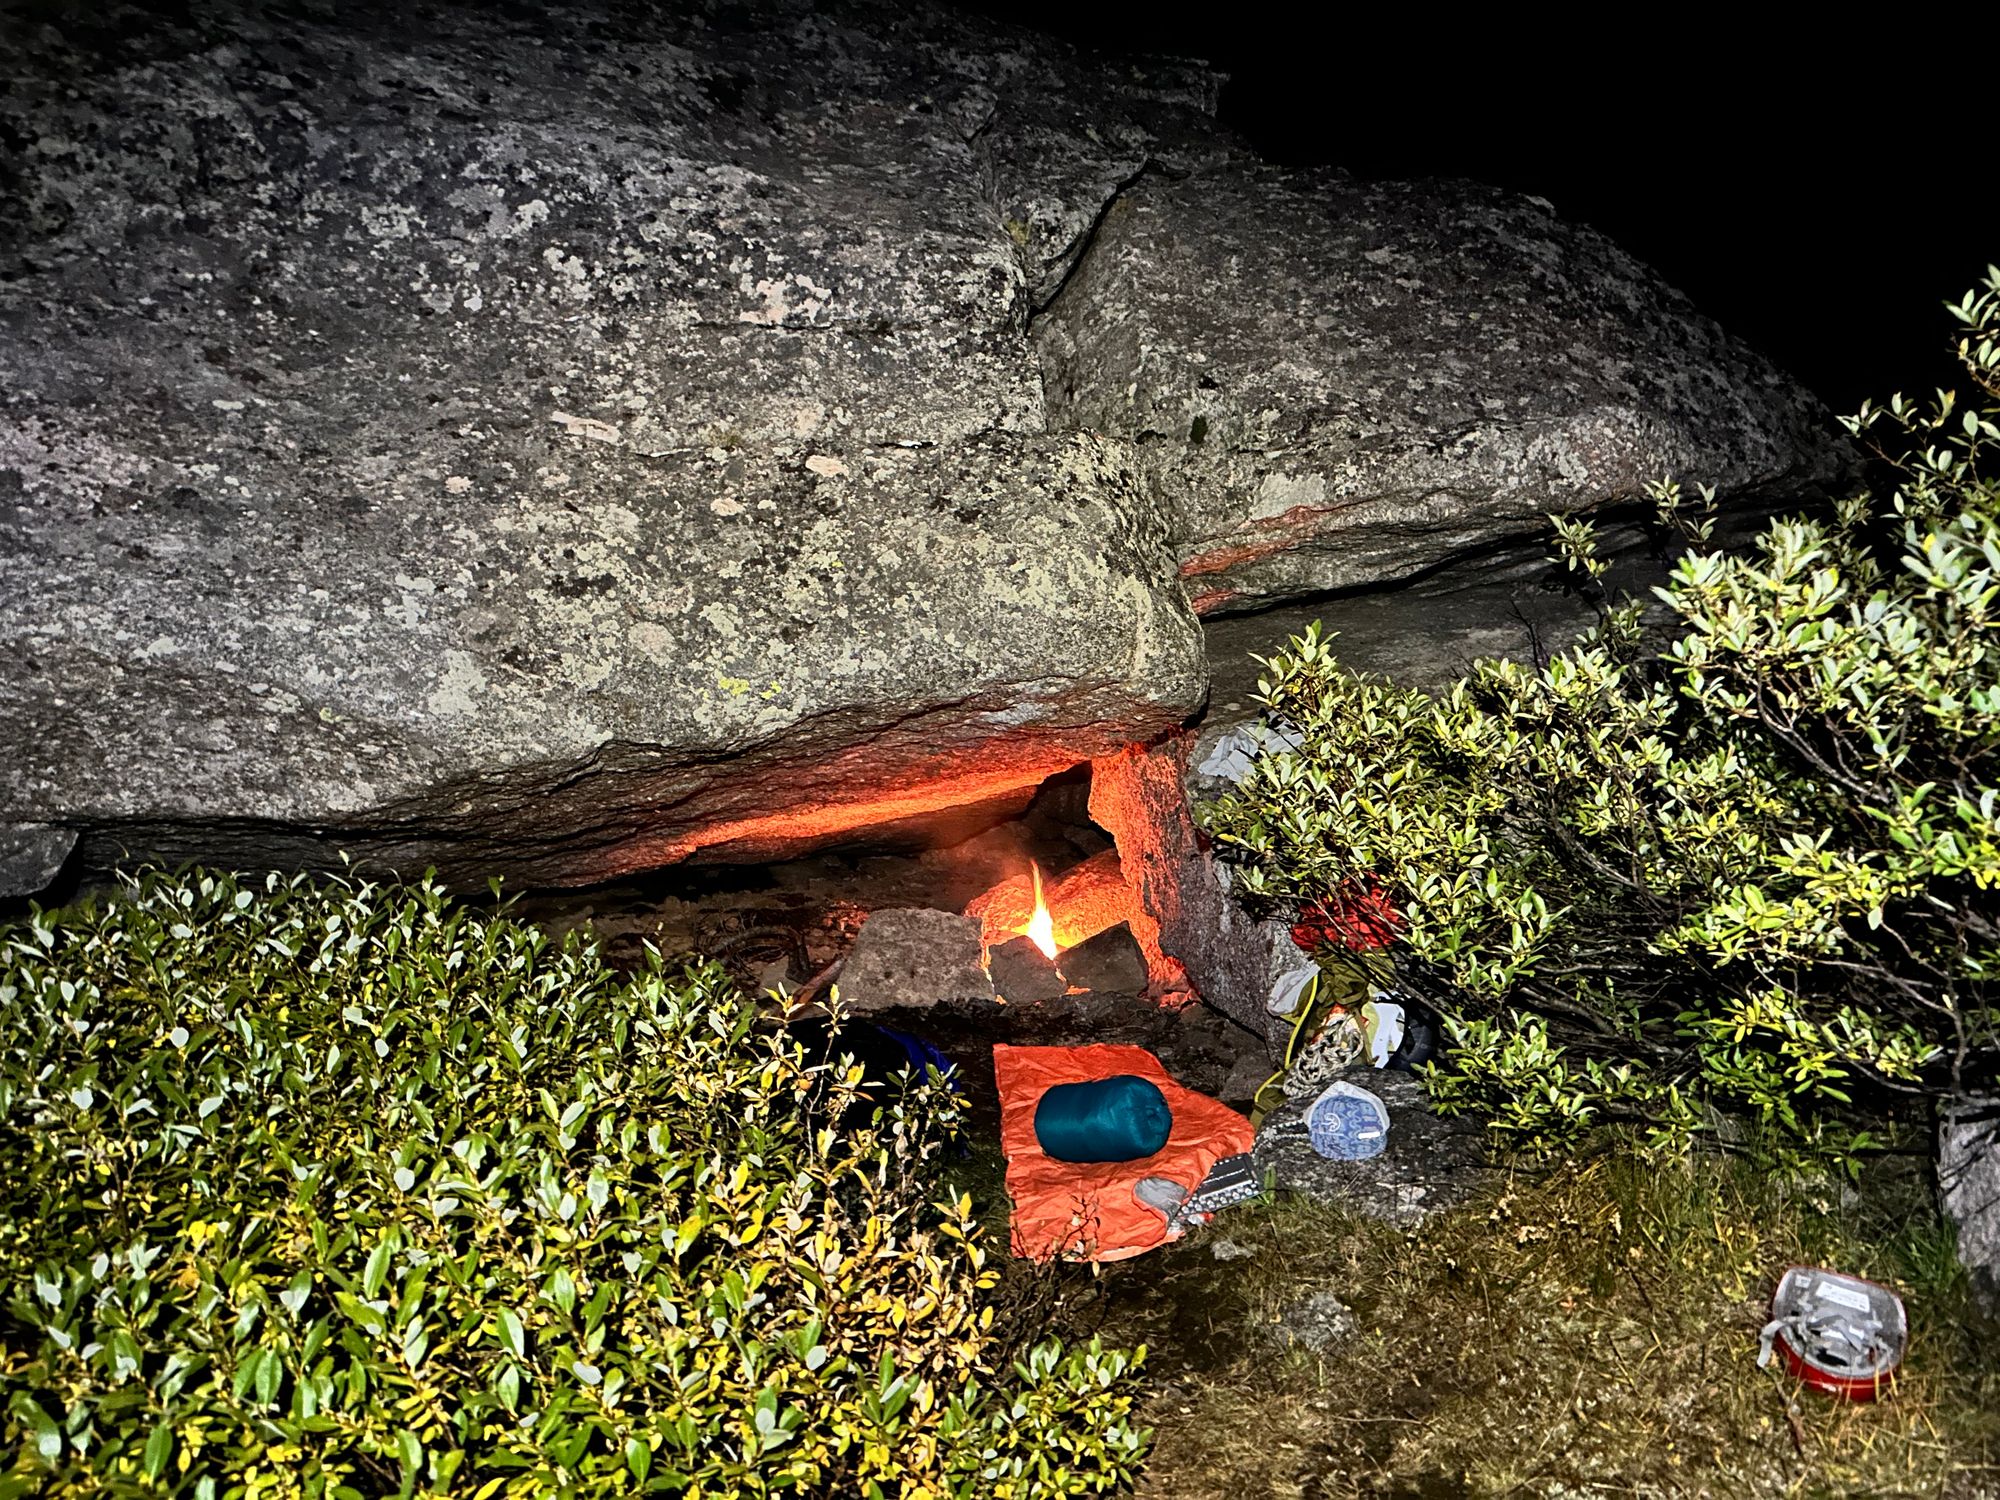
[1024,862,1058,958]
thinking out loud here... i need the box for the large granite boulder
[0,0,1846,893]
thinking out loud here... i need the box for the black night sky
[971,5,1999,417]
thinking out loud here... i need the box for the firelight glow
[1025,862,1058,959]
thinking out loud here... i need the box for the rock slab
[835,908,993,1014]
[0,1,1210,891]
[1255,1069,1493,1226]
[1035,170,1848,615]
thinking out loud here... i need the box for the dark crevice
[1187,485,1805,624]
[1026,156,1175,327]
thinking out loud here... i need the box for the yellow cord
[1250,972,1321,1123]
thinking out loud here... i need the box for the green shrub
[0,869,1149,1497]
[1204,269,2000,1163]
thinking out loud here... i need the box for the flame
[1024,861,1058,959]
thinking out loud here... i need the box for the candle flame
[1024,861,1058,959]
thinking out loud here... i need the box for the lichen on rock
[0,0,1848,893]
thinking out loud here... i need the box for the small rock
[1940,1096,2000,1316]
[1185,718,1304,802]
[987,935,1067,1003]
[1220,1050,1274,1107]
[1270,1289,1354,1355]
[1055,922,1149,994]
[0,824,77,899]
[1208,1237,1255,1262]
[836,908,992,1013]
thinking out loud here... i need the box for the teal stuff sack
[1032,1074,1174,1163]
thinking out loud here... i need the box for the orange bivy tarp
[994,1043,1255,1263]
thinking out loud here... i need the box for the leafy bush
[0,870,1149,1497]
[1205,270,2000,1161]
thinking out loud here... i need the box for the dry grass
[976,1145,2000,1499]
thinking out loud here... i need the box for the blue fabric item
[868,1023,960,1095]
[1033,1074,1174,1163]
[1306,1081,1389,1160]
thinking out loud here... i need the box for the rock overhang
[2,426,1207,886]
